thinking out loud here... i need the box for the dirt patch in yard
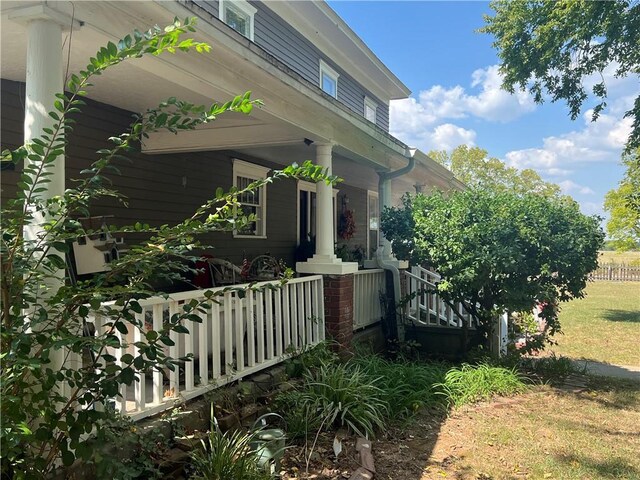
[280,377,640,480]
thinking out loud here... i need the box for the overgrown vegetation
[436,363,527,408]
[350,355,449,418]
[381,188,604,354]
[0,20,334,478]
[277,347,530,443]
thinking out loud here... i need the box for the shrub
[437,363,527,408]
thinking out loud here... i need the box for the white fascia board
[146,1,409,165]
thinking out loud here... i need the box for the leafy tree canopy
[482,0,640,152]
[604,148,640,250]
[381,189,604,346]
[428,145,562,197]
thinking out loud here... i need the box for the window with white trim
[319,60,339,98]
[233,159,270,238]
[367,191,379,259]
[219,0,257,40]
[364,96,377,123]
[297,181,339,245]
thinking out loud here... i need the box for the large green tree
[429,145,562,197]
[381,189,604,349]
[482,0,640,152]
[604,148,640,250]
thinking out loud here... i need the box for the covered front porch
[0,0,460,423]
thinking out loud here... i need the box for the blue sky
[328,1,638,221]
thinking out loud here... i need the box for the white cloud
[557,180,595,195]
[430,124,477,151]
[465,65,536,121]
[504,95,636,176]
[390,64,538,151]
[391,65,536,133]
[390,117,476,152]
[581,201,606,218]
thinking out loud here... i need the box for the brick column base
[323,274,354,351]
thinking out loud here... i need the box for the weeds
[519,354,584,383]
[437,363,527,408]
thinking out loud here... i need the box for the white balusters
[85,275,324,421]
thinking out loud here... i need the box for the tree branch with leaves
[0,19,336,478]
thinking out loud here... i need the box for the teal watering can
[249,413,286,476]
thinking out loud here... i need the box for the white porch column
[296,143,357,275]
[11,5,79,392]
[24,18,65,204]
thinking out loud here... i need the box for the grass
[280,362,389,438]
[598,250,640,266]
[437,363,527,408]
[438,378,640,480]
[549,281,640,365]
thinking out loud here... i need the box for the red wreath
[338,209,356,240]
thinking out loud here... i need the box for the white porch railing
[353,269,386,330]
[404,266,474,329]
[88,275,324,421]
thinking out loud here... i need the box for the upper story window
[319,60,339,98]
[219,0,257,40]
[364,96,377,124]
[233,159,270,238]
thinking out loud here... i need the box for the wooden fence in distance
[590,265,640,282]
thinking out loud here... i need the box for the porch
[81,268,388,421]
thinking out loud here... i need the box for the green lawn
[549,281,640,366]
[598,250,640,266]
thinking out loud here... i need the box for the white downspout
[376,147,416,341]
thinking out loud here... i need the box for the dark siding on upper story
[190,0,390,131]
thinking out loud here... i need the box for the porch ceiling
[1,1,412,173]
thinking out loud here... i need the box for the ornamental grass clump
[437,363,527,408]
[189,427,271,480]
[293,362,388,438]
[351,355,450,417]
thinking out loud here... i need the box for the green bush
[273,390,323,441]
[283,341,339,379]
[437,363,527,408]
